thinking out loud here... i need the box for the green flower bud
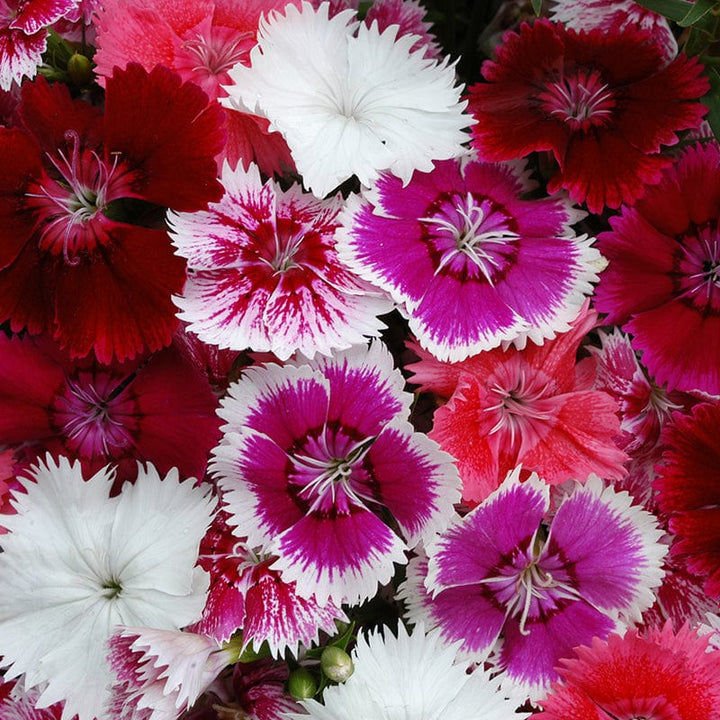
[320,645,354,683]
[67,53,93,86]
[288,667,317,700]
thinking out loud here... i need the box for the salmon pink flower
[410,469,666,701]
[407,305,627,504]
[654,402,720,599]
[595,142,720,395]
[339,155,601,362]
[169,162,391,361]
[211,341,461,605]
[467,20,709,212]
[0,64,225,363]
[534,623,720,720]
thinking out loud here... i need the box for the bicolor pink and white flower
[223,2,472,197]
[0,456,215,720]
[191,510,347,656]
[211,341,461,605]
[108,627,235,720]
[467,19,709,212]
[534,623,720,720]
[407,305,627,504]
[0,0,78,90]
[339,155,602,362]
[287,623,524,720]
[406,468,666,700]
[595,141,720,395]
[169,162,391,361]
[363,0,441,58]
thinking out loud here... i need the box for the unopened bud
[320,646,354,683]
[67,53,92,86]
[288,667,317,700]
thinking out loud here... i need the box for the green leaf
[531,0,543,16]
[678,0,718,26]
[702,67,720,142]
[635,0,697,21]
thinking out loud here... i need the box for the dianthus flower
[169,162,391,360]
[191,510,347,656]
[339,155,601,362]
[288,624,525,720]
[0,0,78,90]
[0,64,225,363]
[404,469,666,701]
[654,402,720,599]
[534,623,720,720]
[595,141,720,395]
[108,627,236,720]
[467,19,708,212]
[223,2,472,197]
[93,0,296,175]
[211,341,461,605]
[0,334,221,485]
[0,456,215,720]
[549,0,678,61]
[407,305,627,504]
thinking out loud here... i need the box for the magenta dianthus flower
[211,341,461,605]
[404,468,666,700]
[339,155,601,362]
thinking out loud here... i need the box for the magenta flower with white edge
[191,510,347,657]
[405,468,666,702]
[338,155,603,362]
[222,2,472,197]
[0,456,215,720]
[211,341,461,606]
[169,162,391,361]
[108,627,235,720]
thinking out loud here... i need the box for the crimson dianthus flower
[0,63,225,364]
[467,19,709,213]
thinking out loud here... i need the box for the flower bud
[320,645,354,683]
[288,667,317,700]
[67,53,93,86]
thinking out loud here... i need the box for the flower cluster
[0,1,719,719]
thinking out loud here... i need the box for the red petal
[104,63,226,211]
[52,225,186,363]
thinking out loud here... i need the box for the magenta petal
[10,0,78,33]
[501,599,616,698]
[0,27,46,90]
[271,507,407,606]
[546,478,666,618]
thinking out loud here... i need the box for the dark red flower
[0,63,225,363]
[654,402,720,599]
[0,333,221,485]
[467,19,709,213]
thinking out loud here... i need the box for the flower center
[676,221,720,311]
[101,578,124,599]
[421,192,519,282]
[25,130,130,263]
[52,371,137,457]
[539,69,615,129]
[183,28,254,78]
[289,434,377,513]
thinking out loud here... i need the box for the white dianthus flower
[0,456,215,720]
[222,2,472,197]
